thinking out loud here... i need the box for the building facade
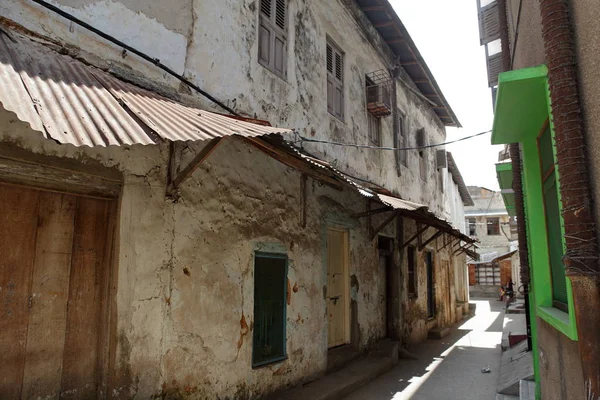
[0,0,474,398]
[477,0,600,398]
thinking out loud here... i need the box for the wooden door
[0,184,114,399]
[426,252,435,319]
[499,259,512,286]
[327,229,348,348]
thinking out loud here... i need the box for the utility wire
[29,0,239,116]
[297,130,491,151]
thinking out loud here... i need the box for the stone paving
[343,298,505,400]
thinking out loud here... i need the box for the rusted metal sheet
[0,33,291,147]
[377,193,426,212]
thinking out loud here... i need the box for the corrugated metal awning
[0,33,291,147]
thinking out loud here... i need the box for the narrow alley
[343,299,504,400]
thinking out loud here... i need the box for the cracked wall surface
[1,0,453,216]
[1,106,409,398]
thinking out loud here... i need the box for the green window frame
[538,127,568,310]
[252,252,288,368]
[491,65,578,341]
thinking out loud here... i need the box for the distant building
[465,185,519,296]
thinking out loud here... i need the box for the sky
[391,0,503,190]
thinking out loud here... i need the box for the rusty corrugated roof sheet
[0,33,291,147]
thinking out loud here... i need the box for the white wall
[1,0,450,215]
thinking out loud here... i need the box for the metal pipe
[29,0,239,117]
[538,0,600,395]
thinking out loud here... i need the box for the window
[368,113,380,145]
[487,217,500,235]
[252,253,287,367]
[327,40,344,120]
[395,111,407,171]
[407,246,417,297]
[467,218,477,236]
[538,127,568,310]
[258,0,287,78]
[417,129,427,180]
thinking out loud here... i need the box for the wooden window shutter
[258,0,287,78]
[326,41,344,119]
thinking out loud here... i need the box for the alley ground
[343,298,504,400]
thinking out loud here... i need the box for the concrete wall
[0,0,449,215]
[505,0,545,69]
[537,318,585,400]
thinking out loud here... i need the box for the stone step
[497,341,534,395]
[427,326,450,339]
[279,342,398,400]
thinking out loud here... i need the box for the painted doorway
[327,228,349,348]
[426,251,435,319]
[0,184,115,399]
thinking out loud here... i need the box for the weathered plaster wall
[400,219,461,345]
[537,318,585,400]
[505,0,545,70]
[0,106,394,398]
[1,0,449,216]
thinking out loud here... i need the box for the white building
[0,0,474,398]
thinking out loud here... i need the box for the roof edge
[447,152,474,206]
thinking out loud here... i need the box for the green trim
[496,162,516,216]
[492,65,549,145]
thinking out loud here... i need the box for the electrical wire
[296,130,491,151]
[29,0,239,116]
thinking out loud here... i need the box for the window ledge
[252,355,288,369]
[537,306,578,341]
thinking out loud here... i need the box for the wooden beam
[362,5,385,11]
[386,37,405,44]
[420,229,443,251]
[243,137,343,190]
[167,137,222,196]
[352,207,392,218]
[371,211,399,241]
[400,224,429,250]
[374,20,395,28]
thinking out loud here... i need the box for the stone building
[477,0,600,398]
[0,0,474,398]
[464,185,520,296]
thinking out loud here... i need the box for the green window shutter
[252,253,287,367]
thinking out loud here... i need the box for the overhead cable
[297,130,491,151]
[29,0,239,116]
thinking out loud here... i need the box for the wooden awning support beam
[371,210,399,241]
[167,137,223,197]
[400,224,429,250]
[243,137,343,190]
[353,207,392,219]
[420,229,444,251]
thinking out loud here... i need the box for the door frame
[0,145,121,397]
[326,227,350,347]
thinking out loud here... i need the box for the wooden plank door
[327,229,348,348]
[0,184,113,399]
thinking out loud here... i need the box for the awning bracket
[166,137,223,197]
[420,229,444,251]
[371,210,399,241]
[400,223,429,250]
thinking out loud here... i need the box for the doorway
[327,228,349,348]
[0,183,115,399]
[378,236,394,338]
[426,251,435,319]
